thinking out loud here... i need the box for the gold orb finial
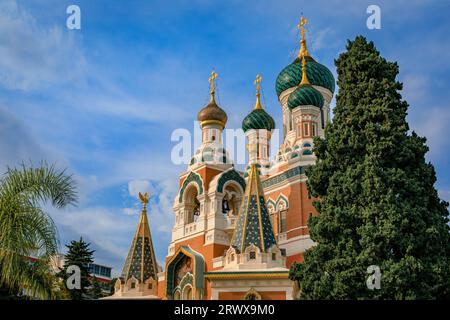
[297,15,310,59]
[208,70,218,102]
[254,74,262,109]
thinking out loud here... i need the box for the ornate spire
[253,74,262,110]
[198,70,227,128]
[300,56,310,85]
[208,70,218,103]
[297,15,310,59]
[120,192,158,284]
[230,164,277,253]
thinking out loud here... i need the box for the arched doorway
[165,246,205,300]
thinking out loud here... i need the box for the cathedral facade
[112,16,335,300]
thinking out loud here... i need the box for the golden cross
[297,15,308,40]
[254,74,262,95]
[209,71,218,95]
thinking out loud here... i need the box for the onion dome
[242,75,275,132]
[197,71,228,128]
[275,16,335,97]
[287,56,324,109]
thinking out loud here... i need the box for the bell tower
[242,74,275,176]
[165,71,247,300]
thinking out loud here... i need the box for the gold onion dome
[275,16,335,97]
[197,71,228,128]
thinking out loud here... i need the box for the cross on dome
[209,70,218,96]
[297,15,310,59]
[254,74,262,109]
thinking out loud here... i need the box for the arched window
[312,123,318,136]
[185,186,200,224]
[280,211,287,233]
[222,185,242,217]
[303,123,309,137]
[288,111,293,131]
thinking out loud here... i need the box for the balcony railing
[184,222,197,235]
[278,232,287,242]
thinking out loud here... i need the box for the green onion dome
[275,56,335,97]
[242,108,275,132]
[287,84,324,110]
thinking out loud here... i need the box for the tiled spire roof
[230,164,277,253]
[120,193,158,283]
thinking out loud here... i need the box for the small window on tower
[272,252,276,261]
[212,135,216,141]
[312,123,317,136]
[249,251,256,260]
[304,123,309,137]
[280,211,287,233]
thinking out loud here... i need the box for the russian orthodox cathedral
[110,16,335,300]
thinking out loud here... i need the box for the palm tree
[0,163,77,299]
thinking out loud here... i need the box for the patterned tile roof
[242,108,275,132]
[275,56,335,97]
[230,164,277,253]
[120,205,158,283]
[287,84,324,109]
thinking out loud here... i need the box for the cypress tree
[290,36,450,299]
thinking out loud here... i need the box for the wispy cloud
[1,0,449,274]
[0,0,86,91]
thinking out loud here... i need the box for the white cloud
[128,179,151,198]
[401,73,428,104]
[0,0,86,91]
[438,190,450,203]
[409,107,450,160]
[122,207,138,216]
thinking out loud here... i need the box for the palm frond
[0,162,77,299]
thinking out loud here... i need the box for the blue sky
[1,0,449,276]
